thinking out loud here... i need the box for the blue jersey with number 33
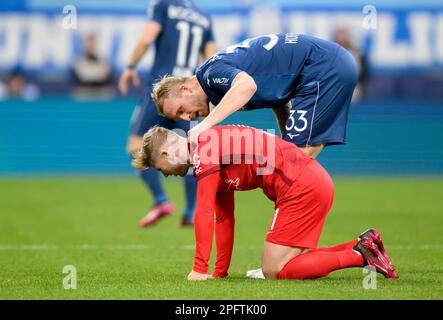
[148,0,214,79]
[195,33,341,110]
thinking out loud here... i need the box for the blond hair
[131,126,170,169]
[151,75,188,114]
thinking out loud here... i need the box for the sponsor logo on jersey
[225,177,241,190]
[287,133,300,139]
[212,77,229,85]
[192,154,202,175]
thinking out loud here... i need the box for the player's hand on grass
[118,68,140,95]
[187,270,209,281]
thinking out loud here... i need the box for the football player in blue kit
[150,32,358,278]
[151,33,358,159]
[119,0,216,227]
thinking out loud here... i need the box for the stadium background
[1,0,442,300]
[1,0,442,174]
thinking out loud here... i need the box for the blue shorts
[129,88,191,137]
[283,46,358,147]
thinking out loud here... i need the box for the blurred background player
[0,67,40,101]
[72,33,114,100]
[118,0,216,227]
[333,26,368,102]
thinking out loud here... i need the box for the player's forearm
[127,22,161,68]
[213,191,235,277]
[127,42,150,68]
[213,216,235,277]
[193,209,215,274]
[193,173,220,274]
[201,73,257,128]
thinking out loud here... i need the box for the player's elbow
[235,72,257,96]
[243,75,257,95]
[248,80,257,95]
[140,22,161,46]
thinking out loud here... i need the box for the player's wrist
[126,64,136,71]
[198,121,212,132]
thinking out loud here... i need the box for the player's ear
[179,83,190,93]
[161,151,168,159]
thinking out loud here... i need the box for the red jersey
[191,125,313,276]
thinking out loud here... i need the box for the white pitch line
[0,244,442,251]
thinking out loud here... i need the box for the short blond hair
[131,126,170,169]
[151,75,188,114]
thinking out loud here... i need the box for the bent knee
[262,247,312,279]
[262,264,282,280]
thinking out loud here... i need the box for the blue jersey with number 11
[195,33,340,110]
[148,0,214,79]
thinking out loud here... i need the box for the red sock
[314,239,358,252]
[277,248,364,280]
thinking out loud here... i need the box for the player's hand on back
[118,68,141,95]
[188,122,211,150]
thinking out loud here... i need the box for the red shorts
[265,160,334,249]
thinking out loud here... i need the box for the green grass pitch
[1,177,442,299]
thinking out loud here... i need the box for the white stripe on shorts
[270,208,280,231]
[306,80,320,146]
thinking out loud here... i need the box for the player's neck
[190,75,208,103]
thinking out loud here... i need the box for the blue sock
[183,174,197,219]
[139,168,168,206]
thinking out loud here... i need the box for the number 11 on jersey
[174,21,203,76]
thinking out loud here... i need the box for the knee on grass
[262,247,312,279]
[262,265,281,279]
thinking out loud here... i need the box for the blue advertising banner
[0,0,442,74]
[0,99,442,175]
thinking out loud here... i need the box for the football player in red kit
[132,125,398,281]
